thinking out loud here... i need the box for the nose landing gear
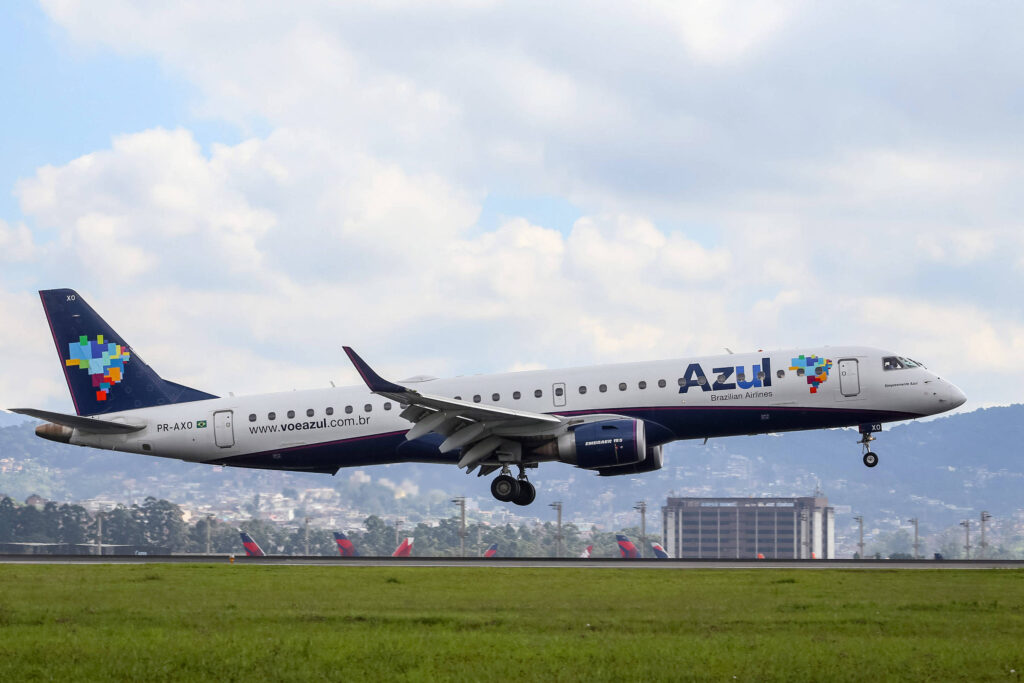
[490,464,536,506]
[858,423,881,468]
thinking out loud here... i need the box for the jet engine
[545,418,648,469]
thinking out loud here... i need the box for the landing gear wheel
[491,474,520,502]
[863,451,879,468]
[513,480,536,506]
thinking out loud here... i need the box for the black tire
[863,451,879,468]
[491,474,520,502]
[513,480,536,506]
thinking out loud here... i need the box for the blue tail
[40,289,217,416]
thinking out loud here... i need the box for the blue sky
[2,1,1023,412]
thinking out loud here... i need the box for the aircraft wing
[344,347,565,469]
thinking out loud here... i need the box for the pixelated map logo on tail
[65,335,131,401]
[789,354,832,394]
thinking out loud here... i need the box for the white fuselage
[67,346,965,473]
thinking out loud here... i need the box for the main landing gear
[490,465,536,506]
[858,423,881,468]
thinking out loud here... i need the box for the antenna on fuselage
[724,348,734,354]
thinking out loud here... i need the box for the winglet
[343,347,408,394]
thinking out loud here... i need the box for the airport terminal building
[661,496,835,559]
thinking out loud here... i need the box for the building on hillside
[661,495,835,559]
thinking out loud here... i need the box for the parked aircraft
[650,542,669,559]
[333,531,359,556]
[483,543,498,558]
[239,531,265,557]
[392,537,414,557]
[616,534,640,558]
[15,289,966,506]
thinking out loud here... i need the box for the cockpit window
[882,356,903,371]
[883,356,925,371]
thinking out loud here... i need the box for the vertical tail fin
[39,289,217,416]
[650,542,669,559]
[579,544,593,558]
[482,543,498,558]
[239,531,265,557]
[616,534,640,558]
[333,531,360,557]
[392,537,414,557]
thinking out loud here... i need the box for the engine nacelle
[597,445,664,476]
[553,418,647,470]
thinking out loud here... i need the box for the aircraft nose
[944,382,967,409]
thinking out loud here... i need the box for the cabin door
[838,359,860,397]
[214,410,235,448]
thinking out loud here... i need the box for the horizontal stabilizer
[8,408,145,434]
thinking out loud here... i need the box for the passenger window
[345,405,353,414]
[249,414,257,422]
[326,407,334,416]
[454,396,462,401]
[599,384,607,393]
[492,393,501,401]
[554,387,563,397]
[736,373,746,383]
[717,373,728,384]
[513,391,521,400]
[268,412,276,421]
[618,382,627,391]
[658,379,666,388]
[306,409,314,417]
[757,371,766,381]
[698,376,708,386]
[579,386,587,394]
[384,402,392,410]
[638,381,647,390]
[473,395,481,403]
[776,370,785,379]
[287,410,295,419]
[364,404,372,412]
[796,368,805,377]
[534,389,543,398]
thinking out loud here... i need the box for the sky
[2,0,1023,413]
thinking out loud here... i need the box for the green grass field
[1,565,1023,681]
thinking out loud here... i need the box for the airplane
[13,289,966,507]
[616,534,640,558]
[333,531,359,556]
[483,543,498,558]
[239,531,266,557]
[333,531,413,557]
[650,542,669,559]
[392,537,414,557]
[579,544,593,559]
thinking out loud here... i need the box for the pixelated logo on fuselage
[65,334,131,402]
[789,354,832,394]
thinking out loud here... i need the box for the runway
[1,554,1021,569]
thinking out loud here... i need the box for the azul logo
[65,334,131,402]
[789,355,832,394]
[679,357,772,393]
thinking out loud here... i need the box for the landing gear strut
[858,423,880,468]
[490,465,536,506]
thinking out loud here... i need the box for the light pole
[980,511,991,559]
[634,501,647,558]
[960,519,971,560]
[395,519,402,549]
[907,518,920,559]
[452,497,466,557]
[549,501,563,557]
[206,514,213,554]
[96,510,103,556]
[304,516,311,556]
[853,516,865,559]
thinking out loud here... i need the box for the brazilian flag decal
[197,420,208,428]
